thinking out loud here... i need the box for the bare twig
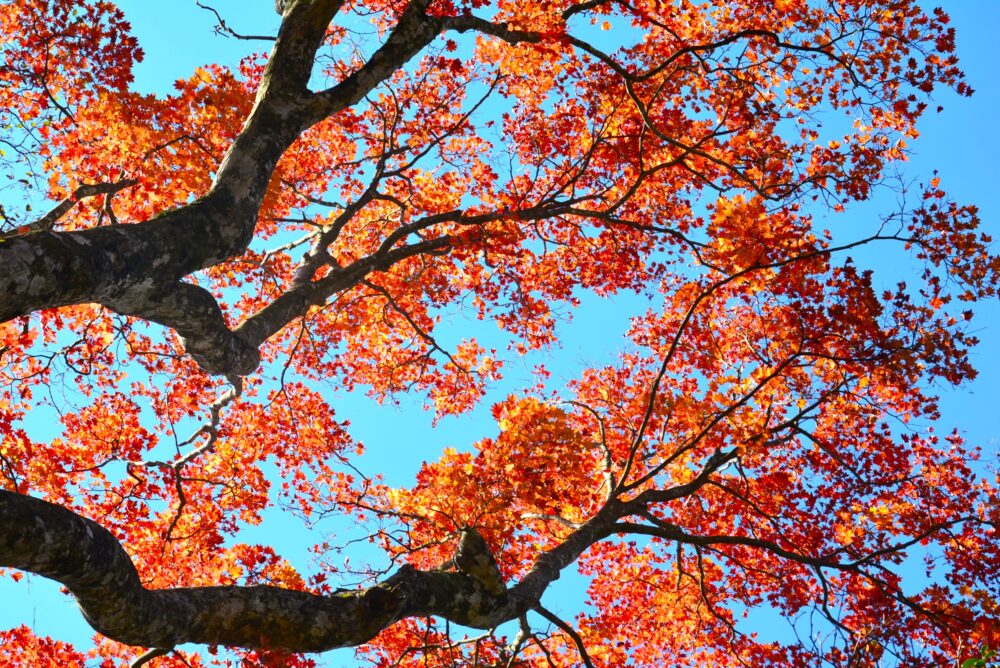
[533,605,595,668]
[196,2,276,41]
[130,647,172,668]
[1,179,138,239]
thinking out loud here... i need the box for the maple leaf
[0,0,997,666]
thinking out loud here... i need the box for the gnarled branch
[0,490,512,651]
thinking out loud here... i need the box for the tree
[0,0,998,665]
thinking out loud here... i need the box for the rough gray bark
[0,490,498,650]
[0,0,545,379]
[0,0,585,654]
[0,0,448,378]
[0,455,743,652]
[0,489,629,652]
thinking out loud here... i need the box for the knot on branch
[454,527,505,595]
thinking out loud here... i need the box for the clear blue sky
[1,2,998,666]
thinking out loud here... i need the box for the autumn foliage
[0,0,998,665]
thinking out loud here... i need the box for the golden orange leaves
[1,0,998,665]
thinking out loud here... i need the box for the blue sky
[1,1,998,666]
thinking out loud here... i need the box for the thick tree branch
[0,483,632,652]
[0,490,513,651]
[0,0,442,378]
[106,281,260,378]
[304,0,441,126]
[0,2,336,323]
[0,195,240,324]
[203,0,349,199]
[454,527,506,595]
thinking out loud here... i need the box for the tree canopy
[1,0,998,665]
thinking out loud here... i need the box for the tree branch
[441,15,542,45]
[533,605,595,668]
[196,2,277,41]
[0,179,138,240]
[0,0,446,379]
[0,482,639,653]
[304,0,443,126]
[106,281,260,378]
[130,647,172,668]
[0,0,344,327]
[0,489,514,652]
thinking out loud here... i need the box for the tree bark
[0,490,514,651]
[0,489,630,652]
[0,0,447,378]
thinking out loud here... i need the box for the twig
[130,647,172,668]
[0,179,138,239]
[196,2,276,41]
[534,605,595,668]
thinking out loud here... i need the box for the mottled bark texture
[0,490,630,652]
[0,0,586,655]
[0,491,497,650]
[0,451,733,653]
[0,0,446,378]
[0,0,547,379]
